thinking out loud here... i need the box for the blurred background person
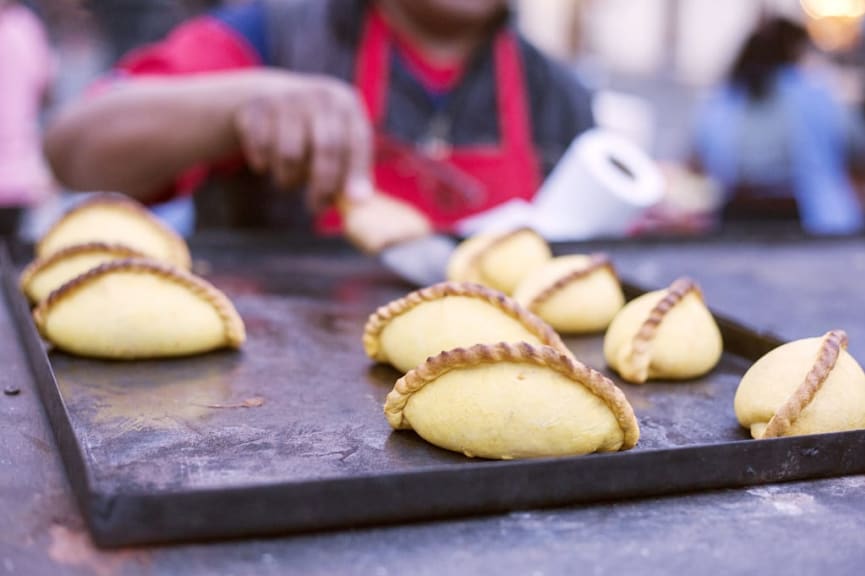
[692,16,864,235]
[0,0,55,238]
[42,0,595,237]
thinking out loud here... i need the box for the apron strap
[355,8,390,123]
[493,32,536,165]
[352,6,542,211]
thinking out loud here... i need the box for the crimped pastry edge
[383,341,640,451]
[19,242,146,302]
[761,330,848,439]
[523,253,617,312]
[36,193,191,269]
[33,258,245,348]
[362,281,569,362]
[621,277,701,384]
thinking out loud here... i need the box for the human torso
[121,0,594,231]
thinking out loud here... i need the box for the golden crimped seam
[624,277,701,384]
[33,258,245,348]
[383,341,640,450]
[362,281,569,361]
[761,330,848,439]
[19,241,145,293]
[523,253,616,312]
[36,192,191,269]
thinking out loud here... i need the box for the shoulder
[517,37,592,110]
[261,0,364,74]
[116,14,262,75]
[515,35,594,173]
[187,0,356,67]
[210,1,269,63]
[696,85,742,115]
[776,66,838,104]
[263,0,366,44]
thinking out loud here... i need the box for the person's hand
[233,72,373,211]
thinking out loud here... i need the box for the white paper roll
[531,129,663,240]
[456,129,663,240]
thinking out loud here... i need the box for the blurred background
[520,0,865,156]
[6,0,865,238]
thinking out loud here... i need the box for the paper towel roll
[455,129,663,240]
[531,129,663,240]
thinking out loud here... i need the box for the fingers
[344,94,374,202]
[272,100,306,189]
[306,92,347,212]
[234,98,273,174]
[235,76,374,212]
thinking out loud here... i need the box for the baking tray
[4,240,865,548]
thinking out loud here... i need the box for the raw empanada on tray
[604,277,722,383]
[34,259,245,359]
[447,228,550,295]
[513,253,624,334]
[20,242,144,304]
[735,330,865,439]
[37,193,191,269]
[384,342,639,459]
[363,281,569,373]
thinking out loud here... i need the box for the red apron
[319,8,541,233]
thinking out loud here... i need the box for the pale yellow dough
[363,282,569,373]
[20,243,144,304]
[447,228,551,295]
[384,342,640,459]
[34,259,245,359]
[734,331,865,439]
[341,194,431,255]
[603,278,722,383]
[513,254,624,333]
[37,193,191,269]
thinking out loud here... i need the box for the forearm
[44,70,275,202]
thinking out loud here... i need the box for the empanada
[37,193,191,269]
[363,282,569,373]
[734,330,865,439]
[513,254,624,333]
[342,194,432,255]
[34,259,245,359]
[384,342,640,459]
[447,228,551,294]
[20,242,144,304]
[604,277,722,383]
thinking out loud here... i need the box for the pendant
[420,115,452,160]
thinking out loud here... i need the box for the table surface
[3,233,865,575]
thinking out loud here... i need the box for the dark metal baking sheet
[4,240,865,548]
